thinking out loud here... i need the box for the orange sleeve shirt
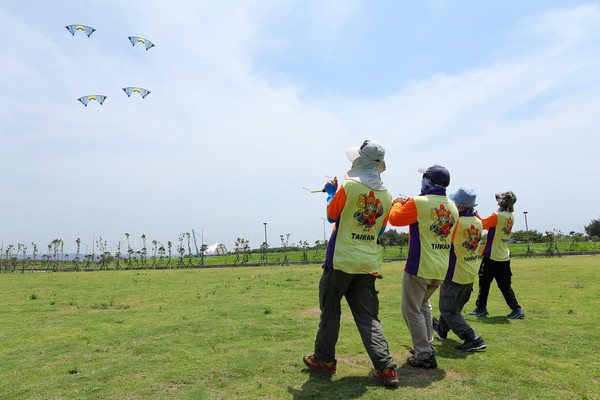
[388,198,418,226]
[480,213,498,230]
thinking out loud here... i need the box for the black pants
[438,280,477,341]
[475,257,521,310]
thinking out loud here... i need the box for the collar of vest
[420,188,446,196]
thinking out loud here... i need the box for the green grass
[0,257,598,399]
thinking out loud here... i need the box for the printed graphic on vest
[353,191,384,231]
[429,204,455,240]
[502,217,514,236]
[462,224,482,252]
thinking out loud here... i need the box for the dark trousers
[475,257,521,310]
[438,280,477,341]
[314,268,396,371]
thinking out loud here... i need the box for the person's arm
[378,214,391,235]
[479,213,498,230]
[326,185,346,223]
[388,198,418,227]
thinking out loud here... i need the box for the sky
[1,0,599,254]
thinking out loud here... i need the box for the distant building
[205,243,227,255]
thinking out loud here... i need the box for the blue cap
[418,164,450,187]
[450,187,478,207]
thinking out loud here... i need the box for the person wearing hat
[468,191,525,319]
[303,139,399,387]
[388,164,459,368]
[432,187,486,351]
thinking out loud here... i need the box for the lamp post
[263,223,268,263]
[523,211,532,257]
[92,231,100,261]
[321,217,327,242]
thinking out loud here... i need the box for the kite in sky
[77,95,107,107]
[123,87,151,98]
[65,25,96,37]
[128,36,155,50]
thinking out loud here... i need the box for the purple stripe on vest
[483,227,496,258]
[446,244,457,280]
[324,225,338,269]
[405,222,421,275]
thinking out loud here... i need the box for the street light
[523,211,532,257]
[263,223,268,263]
[92,231,100,261]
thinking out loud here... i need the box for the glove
[323,177,338,196]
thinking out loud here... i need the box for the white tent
[205,243,227,255]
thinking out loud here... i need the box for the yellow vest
[406,195,459,279]
[332,180,392,274]
[448,215,483,284]
[484,212,513,262]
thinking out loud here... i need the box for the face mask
[421,177,435,194]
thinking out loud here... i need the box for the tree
[511,229,543,243]
[379,229,408,247]
[584,217,600,238]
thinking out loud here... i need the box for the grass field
[0,256,598,399]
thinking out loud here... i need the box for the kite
[77,95,107,107]
[65,25,96,37]
[122,87,151,98]
[128,36,155,50]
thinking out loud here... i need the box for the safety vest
[483,212,513,261]
[406,195,459,279]
[447,214,483,284]
[332,180,392,274]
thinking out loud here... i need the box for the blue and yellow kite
[65,25,96,37]
[78,95,107,107]
[128,36,155,50]
[123,87,151,98]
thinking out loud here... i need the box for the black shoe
[507,308,525,319]
[432,318,447,340]
[406,353,437,369]
[455,337,486,352]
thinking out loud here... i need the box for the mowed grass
[0,256,598,399]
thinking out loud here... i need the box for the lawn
[0,256,598,399]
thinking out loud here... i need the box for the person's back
[325,179,392,274]
[406,193,459,279]
[470,191,524,319]
[304,139,399,386]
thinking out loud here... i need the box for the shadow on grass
[396,363,446,388]
[469,315,510,325]
[288,371,373,399]
[434,339,487,360]
[289,365,446,398]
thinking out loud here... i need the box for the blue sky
[1,0,599,254]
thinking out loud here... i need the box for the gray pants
[438,280,477,341]
[401,271,442,360]
[313,268,397,371]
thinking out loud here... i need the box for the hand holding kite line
[392,194,411,205]
[323,177,338,196]
[303,176,338,194]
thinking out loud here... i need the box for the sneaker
[468,308,489,316]
[406,354,437,369]
[432,318,447,340]
[507,308,525,319]
[455,337,486,352]
[372,367,399,386]
[303,354,336,374]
